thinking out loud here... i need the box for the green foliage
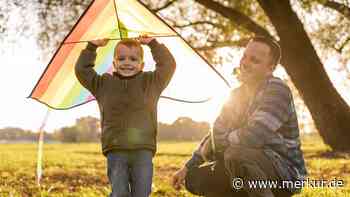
[0,127,54,142]
[3,0,350,62]
[54,116,100,143]
[0,116,210,143]
[158,117,210,141]
[56,126,80,142]
[297,0,350,59]
[37,0,92,55]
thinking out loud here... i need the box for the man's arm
[185,133,215,169]
[75,42,105,96]
[172,133,210,190]
[148,39,176,91]
[211,89,243,152]
[228,79,292,148]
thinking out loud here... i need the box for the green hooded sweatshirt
[75,40,176,155]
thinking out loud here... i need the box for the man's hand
[90,38,109,47]
[228,130,240,145]
[172,166,188,190]
[138,34,155,45]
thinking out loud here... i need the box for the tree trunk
[257,0,350,151]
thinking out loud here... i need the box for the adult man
[172,36,307,197]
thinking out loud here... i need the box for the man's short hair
[114,39,144,60]
[250,36,281,66]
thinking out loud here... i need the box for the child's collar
[113,71,142,79]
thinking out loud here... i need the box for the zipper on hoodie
[121,79,126,90]
[121,79,128,128]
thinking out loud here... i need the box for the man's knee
[223,146,271,180]
[184,167,204,195]
[224,146,261,163]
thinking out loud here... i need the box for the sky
[1,1,350,133]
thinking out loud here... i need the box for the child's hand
[90,38,109,47]
[138,34,155,45]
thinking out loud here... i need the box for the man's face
[238,41,274,84]
[113,44,144,77]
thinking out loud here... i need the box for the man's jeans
[107,149,153,197]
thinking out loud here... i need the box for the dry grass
[0,134,349,196]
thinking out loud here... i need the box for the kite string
[36,109,51,186]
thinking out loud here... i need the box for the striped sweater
[186,76,307,182]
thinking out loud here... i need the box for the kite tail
[36,109,51,186]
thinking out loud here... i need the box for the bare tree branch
[335,36,350,53]
[174,21,225,29]
[323,0,350,20]
[195,39,249,51]
[194,0,272,38]
[151,0,179,12]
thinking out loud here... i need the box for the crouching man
[172,36,307,197]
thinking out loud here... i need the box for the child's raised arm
[75,38,108,96]
[139,35,176,92]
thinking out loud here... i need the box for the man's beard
[237,71,266,85]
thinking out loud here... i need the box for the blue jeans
[107,149,153,197]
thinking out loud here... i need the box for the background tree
[55,126,79,142]
[157,117,209,141]
[54,116,100,142]
[75,116,100,142]
[0,127,55,142]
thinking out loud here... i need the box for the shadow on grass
[1,170,108,195]
[156,153,191,157]
[74,151,100,155]
[74,151,191,157]
[49,170,107,184]
[308,150,350,159]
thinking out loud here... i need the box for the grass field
[0,134,349,197]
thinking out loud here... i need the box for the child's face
[113,44,144,77]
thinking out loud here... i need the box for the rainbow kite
[29,0,231,109]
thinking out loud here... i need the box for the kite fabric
[29,0,231,109]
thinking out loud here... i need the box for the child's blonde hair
[114,39,144,60]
